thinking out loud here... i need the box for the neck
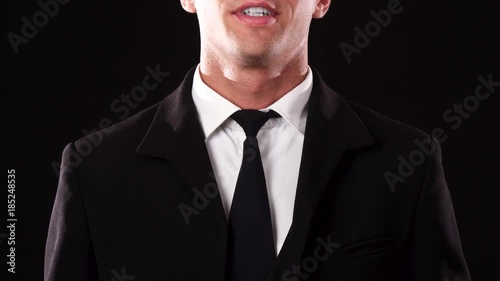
[198,49,309,110]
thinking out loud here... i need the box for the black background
[4,0,499,280]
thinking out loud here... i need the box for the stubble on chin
[231,40,279,68]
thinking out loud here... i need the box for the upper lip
[233,2,278,15]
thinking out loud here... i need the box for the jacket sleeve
[44,143,99,281]
[403,139,471,281]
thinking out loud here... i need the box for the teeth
[242,7,272,16]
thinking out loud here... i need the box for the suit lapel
[137,67,227,279]
[268,68,375,280]
[137,66,227,223]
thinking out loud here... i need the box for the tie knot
[230,109,280,137]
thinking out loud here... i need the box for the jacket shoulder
[71,102,161,160]
[348,101,432,145]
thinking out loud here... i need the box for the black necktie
[225,109,280,281]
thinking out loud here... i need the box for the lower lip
[234,13,276,26]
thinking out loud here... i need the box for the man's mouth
[233,3,277,26]
[241,7,273,17]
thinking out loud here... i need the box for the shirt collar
[192,64,313,139]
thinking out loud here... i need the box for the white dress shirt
[191,65,313,255]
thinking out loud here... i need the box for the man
[45,0,471,280]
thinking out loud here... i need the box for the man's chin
[233,48,275,67]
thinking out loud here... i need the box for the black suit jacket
[45,67,471,281]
